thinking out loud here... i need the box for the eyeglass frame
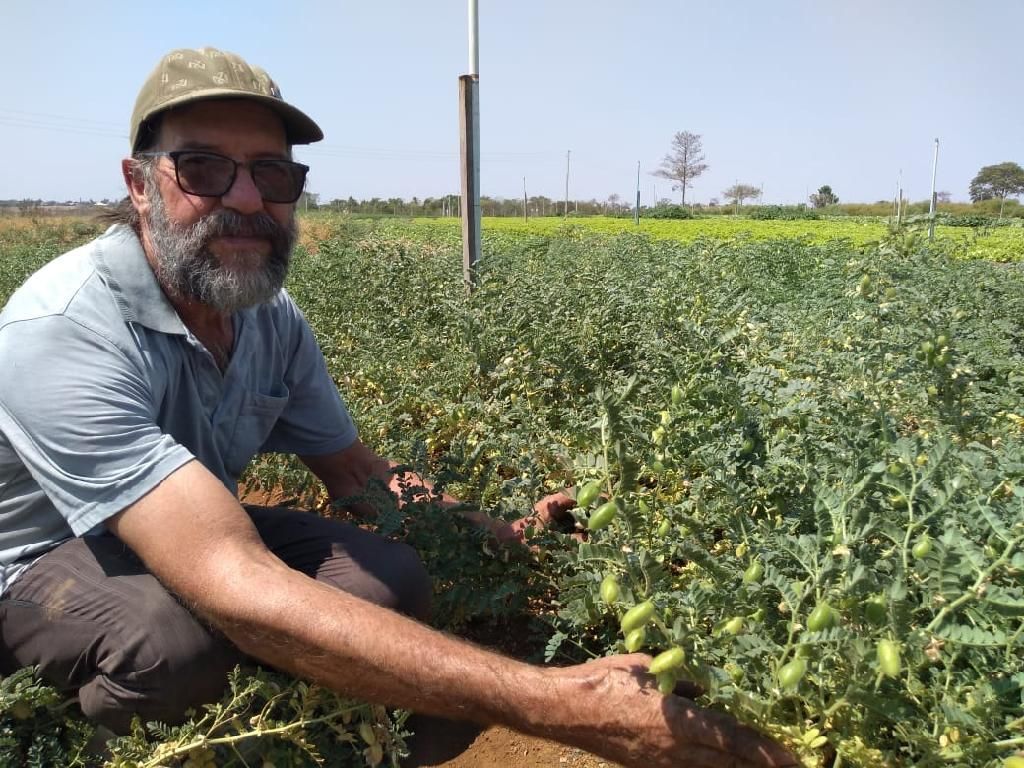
[135,150,310,204]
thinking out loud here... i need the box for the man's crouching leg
[0,535,244,735]
[244,505,433,621]
[244,505,481,766]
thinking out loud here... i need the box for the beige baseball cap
[130,47,323,151]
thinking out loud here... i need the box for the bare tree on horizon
[653,131,708,205]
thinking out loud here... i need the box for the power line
[0,116,126,140]
[0,109,562,161]
[302,145,559,161]
[0,108,125,130]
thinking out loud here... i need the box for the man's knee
[79,596,243,734]
[385,541,432,621]
[319,538,433,621]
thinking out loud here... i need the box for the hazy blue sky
[2,1,1021,206]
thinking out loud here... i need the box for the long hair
[95,115,163,231]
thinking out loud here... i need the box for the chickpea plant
[4,216,1024,767]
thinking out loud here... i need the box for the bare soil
[427,727,615,768]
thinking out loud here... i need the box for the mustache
[190,209,290,241]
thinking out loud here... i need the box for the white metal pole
[564,150,570,218]
[898,169,905,225]
[928,138,939,240]
[468,0,479,75]
[635,160,641,224]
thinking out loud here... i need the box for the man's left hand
[491,491,577,547]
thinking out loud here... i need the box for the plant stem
[138,707,361,768]
[925,534,1023,633]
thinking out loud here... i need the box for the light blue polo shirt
[0,224,357,595]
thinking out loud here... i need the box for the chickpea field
[2,214,1024,767]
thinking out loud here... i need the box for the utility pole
[928,138,939,240]
[523,176,528,222]
[893,170,902,226]
[898,169,905,226]
[564,150,570,218]
[635,160,641,225]
[459,0,481,291]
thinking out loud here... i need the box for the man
[0,48,794,767]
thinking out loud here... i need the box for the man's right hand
[550,654,797,768]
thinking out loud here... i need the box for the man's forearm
[385,461,503,529]
[208,554,570,736]
[303,442,563,539]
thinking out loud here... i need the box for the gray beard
[143,183,296,314]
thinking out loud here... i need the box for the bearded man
[0,48,793,768]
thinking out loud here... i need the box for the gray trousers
[0,505,433,735]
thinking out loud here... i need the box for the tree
[969,162,1024,216]
[809,185,839,208]
[653,132,708,205]
[936,191,952,204]
[722,183,761,207]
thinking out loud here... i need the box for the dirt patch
[428,727,617,768]
[237,484,298,508]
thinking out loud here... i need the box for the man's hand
[551,654,797,768]
[491,491,577,546]
[302,441,582,546]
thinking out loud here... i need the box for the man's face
[135,100,299,314]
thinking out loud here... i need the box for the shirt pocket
[224,386,290,478]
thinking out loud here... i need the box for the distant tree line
[303,196,1022,220]
[317,194,641,218]
[6,155,1024,222]
[0,199,117,216]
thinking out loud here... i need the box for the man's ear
[122,158,148,211]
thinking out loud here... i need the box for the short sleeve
[260,301,358,456]
[0,315,195,535]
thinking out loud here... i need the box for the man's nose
[220,165,265,214]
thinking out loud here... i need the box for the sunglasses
[137,150,309,204]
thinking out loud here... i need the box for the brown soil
[237,484,299,508]
[428,727,617,768]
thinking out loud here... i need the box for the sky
[2,1,1022,207]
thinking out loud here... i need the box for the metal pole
[928,138,939,240]
[459,0,481,291]
[468,0,478,75]
[894,171,902,226]
[635,160,640,224]
[523,176,528,222]
[564,150,570,218]
[898,169,905,226]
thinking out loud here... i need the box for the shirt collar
[92,224,188,335]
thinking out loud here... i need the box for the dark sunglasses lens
[175,153,235,196]
[252,161,307,203]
